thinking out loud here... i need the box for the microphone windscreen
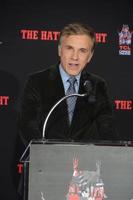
[83,80,92,95]
[84,80,96,102]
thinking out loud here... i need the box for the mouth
[68,63,79,67]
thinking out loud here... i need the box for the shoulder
[29,65,54,79]
[81,71,109,98]
[26,64,59,83]
[82,71,107,87]
[87,72,106,83]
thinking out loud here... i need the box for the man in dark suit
[18,22,117,144]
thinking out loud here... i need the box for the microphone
[84,80,96,103]
[84,80,92,95]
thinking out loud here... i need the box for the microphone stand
[42,93,86,140]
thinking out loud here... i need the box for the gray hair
[58,22,96,52]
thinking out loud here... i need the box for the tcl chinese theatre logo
[118,24,132,55]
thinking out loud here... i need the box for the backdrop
[0,0,132,199]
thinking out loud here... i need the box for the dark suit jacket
[18,64,117,144]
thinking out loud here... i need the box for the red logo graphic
[0,96,9,106]
[20,29,60,41]
[66,158,106,200]
[95,33,107,43]
[114,100,132,110]
[20,29,108,43]
[17,163,23,174]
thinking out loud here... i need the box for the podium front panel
[28,143,133,200]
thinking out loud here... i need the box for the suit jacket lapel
[49,64,65,100]
[48,64,70,132]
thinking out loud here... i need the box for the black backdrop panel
[0,1,132,199]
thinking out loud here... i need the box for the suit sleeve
[95,80,118,140]
[18,76,42,144]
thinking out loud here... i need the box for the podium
[21,140,133,200]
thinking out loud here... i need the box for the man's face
[58,34,94,76]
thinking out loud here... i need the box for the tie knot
[68,76,77,86]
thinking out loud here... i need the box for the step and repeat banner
[0,1,132,199]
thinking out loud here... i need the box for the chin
[68,70,80,76]
[69,73,78,76]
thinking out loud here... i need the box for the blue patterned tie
[66,76,77,124]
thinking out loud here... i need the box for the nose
[72,50,79,60]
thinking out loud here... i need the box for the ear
[87,51,94,63]
[58,45,61,57]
